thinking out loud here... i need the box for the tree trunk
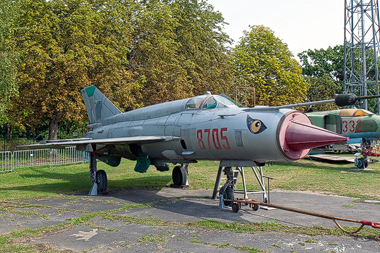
[6,124,12,140]
[48,115,61,140]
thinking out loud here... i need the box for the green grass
[1,157,380,253]
[189,158,380,199]
[0,156,379,200]
[264,159,380,199]
[0,159,173,200]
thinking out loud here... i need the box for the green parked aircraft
[307,108,380,168]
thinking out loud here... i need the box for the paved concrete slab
[1,188,379,252]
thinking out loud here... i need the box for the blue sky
[207,0,344,56]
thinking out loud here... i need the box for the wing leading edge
[18,136,179,150]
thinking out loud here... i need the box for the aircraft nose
[278,112,348,160]
[285,121,348,151]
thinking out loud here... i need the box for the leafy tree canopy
[298,45,344,83]
[230,25,309,106]
[10,0,233,140]
[0,0,20,124]
[304,74,341,112]
[297,45,347,112]
[298,45,345,105]
[12,0,138,139]
[129,0,233,105]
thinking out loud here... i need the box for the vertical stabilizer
[81,86,121,124]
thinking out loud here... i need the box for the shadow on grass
[0,166,173,197]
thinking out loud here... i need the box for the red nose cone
[278,112,348,160]
[285,121,349,151]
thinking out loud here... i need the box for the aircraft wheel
[356,158,363,169]
[364,158,369,169]
[96,170,107,195]
[232,203,239,213]
[172,166,187,186]
[221,186,234,207]
[356,158,368,169]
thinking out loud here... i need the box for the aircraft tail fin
[81,86,121,124]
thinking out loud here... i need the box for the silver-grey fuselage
[82,94,298,165]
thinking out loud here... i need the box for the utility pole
[344,0,380,113]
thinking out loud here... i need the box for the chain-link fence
[0,147,88,172]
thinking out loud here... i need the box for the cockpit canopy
[185,94,238,110]
[104,92,239,124]
[339,108,373,117]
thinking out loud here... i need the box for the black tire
[223,186,234,207]
[364,158,369,169]
[172,166,187,186]
[357,158,363,169]
[232,203,239,213]
[96,170,107,195]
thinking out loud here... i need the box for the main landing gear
[355,156,369,169]
[88,151,108,196]
[86,144,189,195]
[87,150,189,195]
[171,164,189,187]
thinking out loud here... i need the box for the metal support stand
[212,164,224,199]
[264,176,275,204]
[212,160,274,204]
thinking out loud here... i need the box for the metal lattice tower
[344,0,380,113]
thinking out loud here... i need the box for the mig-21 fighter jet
[21,86,348,197]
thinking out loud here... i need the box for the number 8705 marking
[196,128,231,150]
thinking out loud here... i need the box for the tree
[298,45,345,82]
[230,25,309,106]
[299,44,380,114]
[170,0,233,97]
[304,74,340,112]
[297,45,345,104]
[128,0,233,105]
[0,0,19,124]
[11,0,234,140]
[296,45,380,111]
[12,0,138,139]
[125,0,186,105]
